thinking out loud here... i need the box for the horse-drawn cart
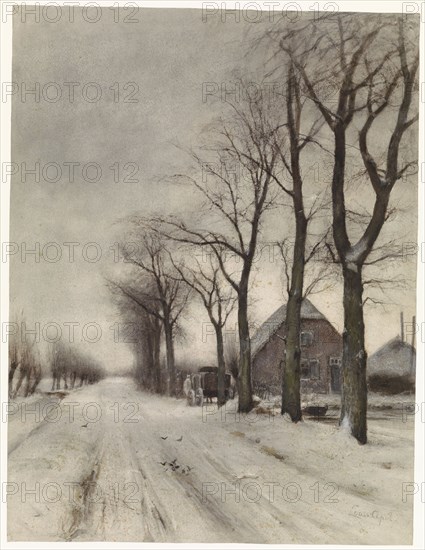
[184,366,235,406]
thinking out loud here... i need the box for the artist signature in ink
[349,505,393,525]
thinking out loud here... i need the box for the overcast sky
[10,8,419,374]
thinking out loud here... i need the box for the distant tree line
[8,313,105,398]
[9,320,42,398]
[50,340,105,391]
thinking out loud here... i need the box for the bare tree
[50,340,68,391]
[225,336,239,383]
[265,60,333,422]
[149,96,279,412]
[8,311,41,398]
[112,289,163,393]
[138,310,162,393]
[13,343,41,398]
[10,316,42,399]
[8,328,20,398]
[171,252,237,406]
[110,233,191,396]
[50,341,104,391]
[273,14,419,443]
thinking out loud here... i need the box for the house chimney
[400,311,404,342]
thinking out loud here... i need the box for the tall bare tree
[265,60,333,422]
[138,311,162,393]
[273,14,419,443]
[110,233,191,396]
[150,96,279,412]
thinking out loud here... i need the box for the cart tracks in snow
[66,407,174,541]
[8,379,414,544]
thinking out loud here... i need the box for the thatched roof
[367,336,416,378]
[251,299,326,357]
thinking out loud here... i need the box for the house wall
[252,318,342,395]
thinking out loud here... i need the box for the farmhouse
[251,299,343,396]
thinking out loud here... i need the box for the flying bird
[81,423,88,428]
[176,436,183,442]
[160,436,168,440]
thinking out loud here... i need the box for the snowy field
[7,377,415,544]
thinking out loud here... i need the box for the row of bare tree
[50,341,105,391]
[110,233,243,403]
[9,327,42,399]
[8,315,105,397]
[111,13,418,444]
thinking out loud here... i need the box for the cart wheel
[195,388,204,407]
[187,389,196,407]
[228,387,234,400]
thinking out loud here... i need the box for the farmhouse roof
[251,299,326,357]
[367,336,416,377]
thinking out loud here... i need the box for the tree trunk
[238,287,253,413]
[215,324,226,407]
[24,368,32,397]
[281,206,306,421]
[30,366,42,395]
[144,335,154,391]
[281,146,307,422]
[13,366,26,397]
[9,361,18,396]
[153,320,162,394]
[340,265,368,444]
[164,317,176,397]
[280,68,308,422]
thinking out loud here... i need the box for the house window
[300,360,310,379]
[300,359,320,380]
[309,359,320,379]
[300,331,314,347]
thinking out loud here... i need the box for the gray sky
[10,8,419,373]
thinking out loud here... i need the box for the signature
[349,505,393,525]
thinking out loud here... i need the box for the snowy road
[7,377,415,544]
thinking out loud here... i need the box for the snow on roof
[251,299,326,357]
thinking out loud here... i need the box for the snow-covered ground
[301,390,416,411]
[7,377,415,544]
